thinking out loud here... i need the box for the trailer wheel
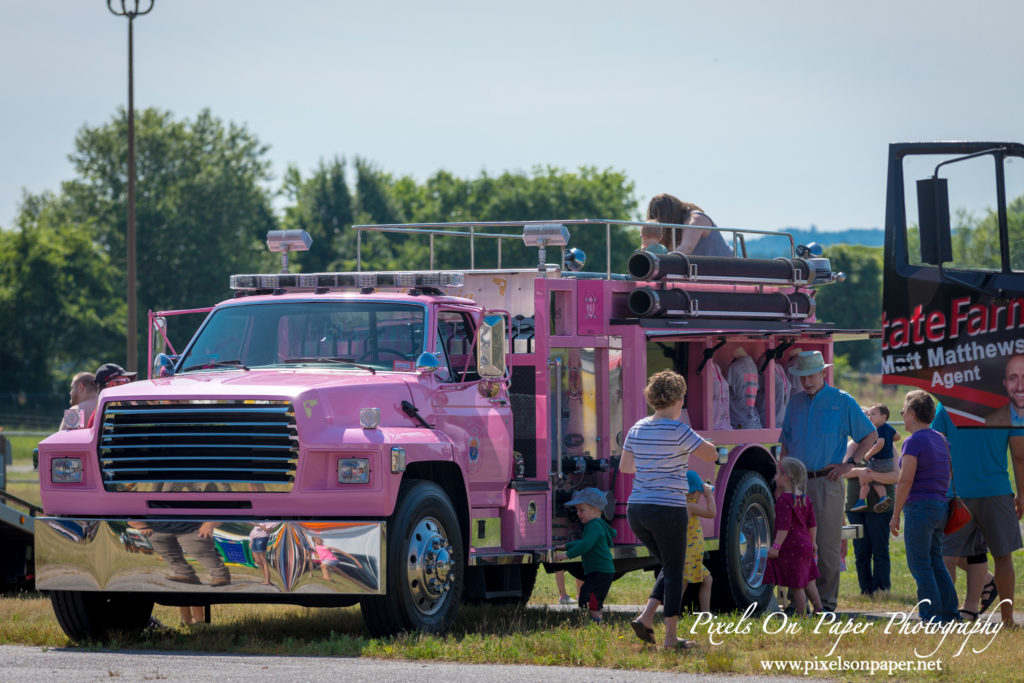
[709,470,774,612]
[50,591,154,642]
[360,480,464,637]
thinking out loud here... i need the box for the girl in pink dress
[765,457,823,615]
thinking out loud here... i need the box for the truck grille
[98,400,298,493]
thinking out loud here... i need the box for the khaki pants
[806,477,844,611]
[149,530,231,582]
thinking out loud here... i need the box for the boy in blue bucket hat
[555,487,617,623]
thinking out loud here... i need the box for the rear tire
[50,591,154,642]
[709,470,774,613]
[360,480,464,637]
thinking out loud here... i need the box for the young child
[765,457,823,616]
[554,487,617,623]
[313,536,342,582]
[683,469,715,613]
[847,403,900,513]
[640,220,669,254]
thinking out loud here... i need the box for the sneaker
[850,499,868,512]
[558,595,575,605]
[874,496,893,513]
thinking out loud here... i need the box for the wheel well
[729,445,776,485]
[402,461,470,555]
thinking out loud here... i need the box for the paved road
[0,645,811,683]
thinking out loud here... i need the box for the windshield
[178,301,426,372]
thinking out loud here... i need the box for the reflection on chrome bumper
[36,518,385,595]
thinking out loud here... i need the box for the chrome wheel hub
[738,501,770,588]
[406,516,454,616]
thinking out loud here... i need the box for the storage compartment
[501,491,549,549]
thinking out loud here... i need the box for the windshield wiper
[180,359,250,373]
[283,357,377,375]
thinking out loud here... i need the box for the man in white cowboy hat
[780,350,876,612]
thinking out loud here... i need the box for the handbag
[945,495,972,535]
[943,437,972,535]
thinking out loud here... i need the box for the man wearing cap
[85,363,138,428]
[781,350,875,612]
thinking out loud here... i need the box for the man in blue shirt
[934,403,1024,627]
[781,351,876,612]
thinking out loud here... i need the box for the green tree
[813,244,883,371]
[62,108,278,352]
[0,193,123,416]
[281,157,355,273]
[387,165,639,272]
[1,108,279,416]
[281,163,638,273]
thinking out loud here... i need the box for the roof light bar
[229,271,465,292]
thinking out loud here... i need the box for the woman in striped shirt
[622,370,717,649]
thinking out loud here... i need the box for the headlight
[337,458,369,484]
[52,458,83,483]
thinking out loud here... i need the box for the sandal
[630,620,655,644]
[980,578,998,614]
[670,638,698,650]
[958,609,978,622]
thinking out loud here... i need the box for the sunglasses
[104,376,134,388]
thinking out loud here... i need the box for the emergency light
[229,271,465,292]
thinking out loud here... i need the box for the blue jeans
[847,508,892,594]
[903,498,959,622]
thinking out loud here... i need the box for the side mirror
[415,352,441,374]
[154,353,177,377]
[476,314,506,379]
[916,177,953,265]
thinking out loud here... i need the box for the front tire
[709,470,774,612]
[360,480,464,637]
[50,591,154,642]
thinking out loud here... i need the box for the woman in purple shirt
[889,390,959,623]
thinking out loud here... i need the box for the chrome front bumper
[35,518,385,595]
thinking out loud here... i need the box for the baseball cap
[95,363,137,388]
[565,487,608,510]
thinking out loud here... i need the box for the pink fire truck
[34,220,862,640]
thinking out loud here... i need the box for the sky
[2,1,1023,235]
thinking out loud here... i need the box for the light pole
[107,0,154,373]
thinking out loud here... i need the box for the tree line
[0,108,888,423]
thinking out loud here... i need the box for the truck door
[434,309,513,507]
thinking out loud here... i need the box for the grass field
[4,385,1024,679]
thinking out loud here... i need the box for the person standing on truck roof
[780,351,875,612]
[621,370,717,649]
[59,371,98,431]
[646,193,732,257]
